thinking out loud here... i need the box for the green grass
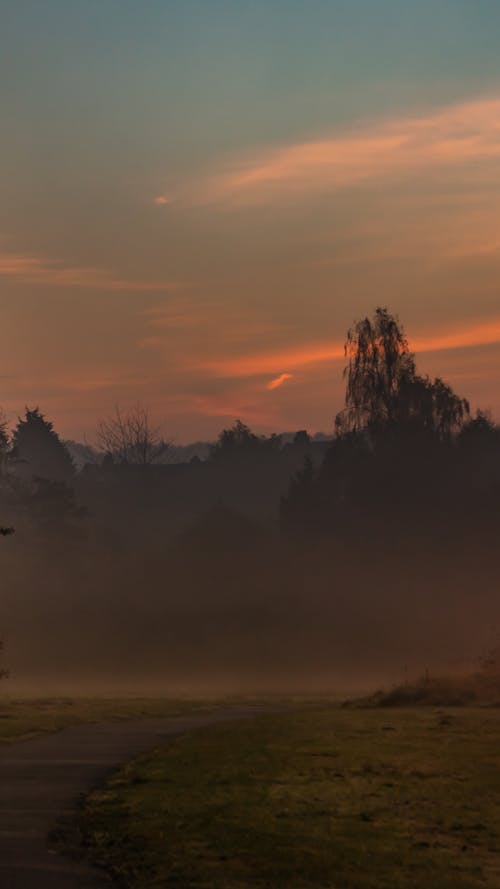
[81,706,500,888]
[0,696,223,742]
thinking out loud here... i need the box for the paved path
[0,707,265,888]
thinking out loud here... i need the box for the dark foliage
[12,407,75,483]
[282,307,481,538]
[335,307,469,440]
[210,419,282,463]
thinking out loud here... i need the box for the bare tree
[96,405,170,465]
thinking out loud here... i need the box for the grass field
[0,696,220,742]
[80,706,500,889]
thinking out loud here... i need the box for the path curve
[0,706,265,888]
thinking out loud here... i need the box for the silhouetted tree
[96,405,170,465]
[0,409,10,475]
[335,307,415,434]
[293,430,311,447]
[335,307,469,440]
[210,420,259,461]
[12,407,75,483]
[210,420,281,463]
[282,308,474,537]
[458,410,500,453]
[399,374,470,442]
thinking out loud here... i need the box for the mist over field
[1,311,498,697]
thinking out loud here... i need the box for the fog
[1,468,496,697]
[1,314,499,698]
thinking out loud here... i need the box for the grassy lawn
[0,696,224,742]
[81,706,500,888]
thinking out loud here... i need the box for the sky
[1,0,500,442]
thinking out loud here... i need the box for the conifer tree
[12,407,75,483]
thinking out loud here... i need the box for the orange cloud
[412,318,500,354]
[191,94,500,206]
[203,342,344,377]
[201,316,500,379]
[266,373,293,390]
[0,253,179,292]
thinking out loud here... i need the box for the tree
[335,307,416,434]
[210,420,259,461]
[210,420,281,463]
[0,409,10,475]
[458,410,500,452]
[292,430,311,448]
[12,407,75,483]
[96,404,170,465]
[335,307,469,440]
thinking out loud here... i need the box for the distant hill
[64,441,102,470]
[65,431,333,471]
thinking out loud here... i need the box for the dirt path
[0,706,265,888]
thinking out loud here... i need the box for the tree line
[0,307,498,684]
[0,306,498,541]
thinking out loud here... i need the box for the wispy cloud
[190,95,500,206]
[0,253,179,292]
[200,316,500,380]
[202,342,344,377]
[143,301,211,330]
[412,318,500,354]
[266,373,293,390]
